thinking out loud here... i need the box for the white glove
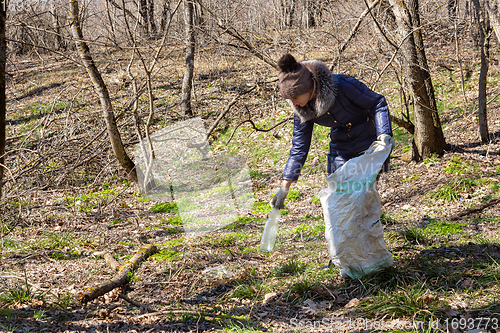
[377,134,395,147]
[270,187,289,209]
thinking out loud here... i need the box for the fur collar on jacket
[287,60,337,123]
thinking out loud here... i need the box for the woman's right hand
[271,187,289,209]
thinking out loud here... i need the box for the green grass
[380,211,398,226]
[0,237,19,250]
[224,216,264,230]
[253,201,270,213]
[428,177,477,202]
[53,292,74,309]
[152,249,183,261]
[444,156,479,175]
[425,220,465,236]
[290,223,324,238]
[162,237,185,247]
[479,255,500,282]
[358,284,442,320]
[0,309,13,317]
[219,314,264,332]
[0,285,35,305]
[33,310,49,321]
[63,188,117,213]
[311,196,321,204]
[241,245,260,254]
[0,323,20,333]
[298,214,322,221]
[28,232,89,251]
[147,216,183,229]
[150,202,178,213]
[392,127,412,147]
[0,275,48,306]
[10,101,70,122]
[287,188,300,201]
[400,226,428,245]
[249,170,268,180]
[272,259,307,277]
[282,274,318,304]
[231,279,266,300]
[402,174,419,182]
[162,216,183,225]
[423,154,440,164]
[164,227,184,234]
[208,232,250,247]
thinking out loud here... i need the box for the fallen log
[78,244,158,304]
[449,196,500,221]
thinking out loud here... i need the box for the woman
[271,53,394,209]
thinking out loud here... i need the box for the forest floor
[1,27,500,333]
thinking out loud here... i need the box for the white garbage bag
[318,140,394,279]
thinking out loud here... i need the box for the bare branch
[390,114,414,134]
[107,0,141,24]
[206,85,257,138]
[449,196,500,221]
[78,244,158,303]
[195,0,276,68]
[226,116,293,145]
[362,0,398,50]
[329,0,381,71]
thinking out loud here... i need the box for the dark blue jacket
[283,73,392,181]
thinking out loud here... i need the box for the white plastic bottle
[260,207,281,252]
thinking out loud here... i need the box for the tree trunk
[448,0,458,20]
[0,6,5,198]
[69,0,138,184]
[194,0,204,25]
[486,0,500,43]
[140,0,149,36]
[161,0,170,31]
[181,0,195,117]
[409,0,446,152]
[281,0,295,27]
[50,1,64,51]
[473,0,491,142]
[307,0,324,27]
[289,0,295,27]
[148,0,157,35]
[307,0,316,27]
[388,0,446,160]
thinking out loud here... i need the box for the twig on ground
[449,196,500,221]
[133,309,219,320]
[118,293,155,312]
[78,244,158,304]
[93,251,121,271]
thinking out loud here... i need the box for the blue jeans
[327,153,390,175]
